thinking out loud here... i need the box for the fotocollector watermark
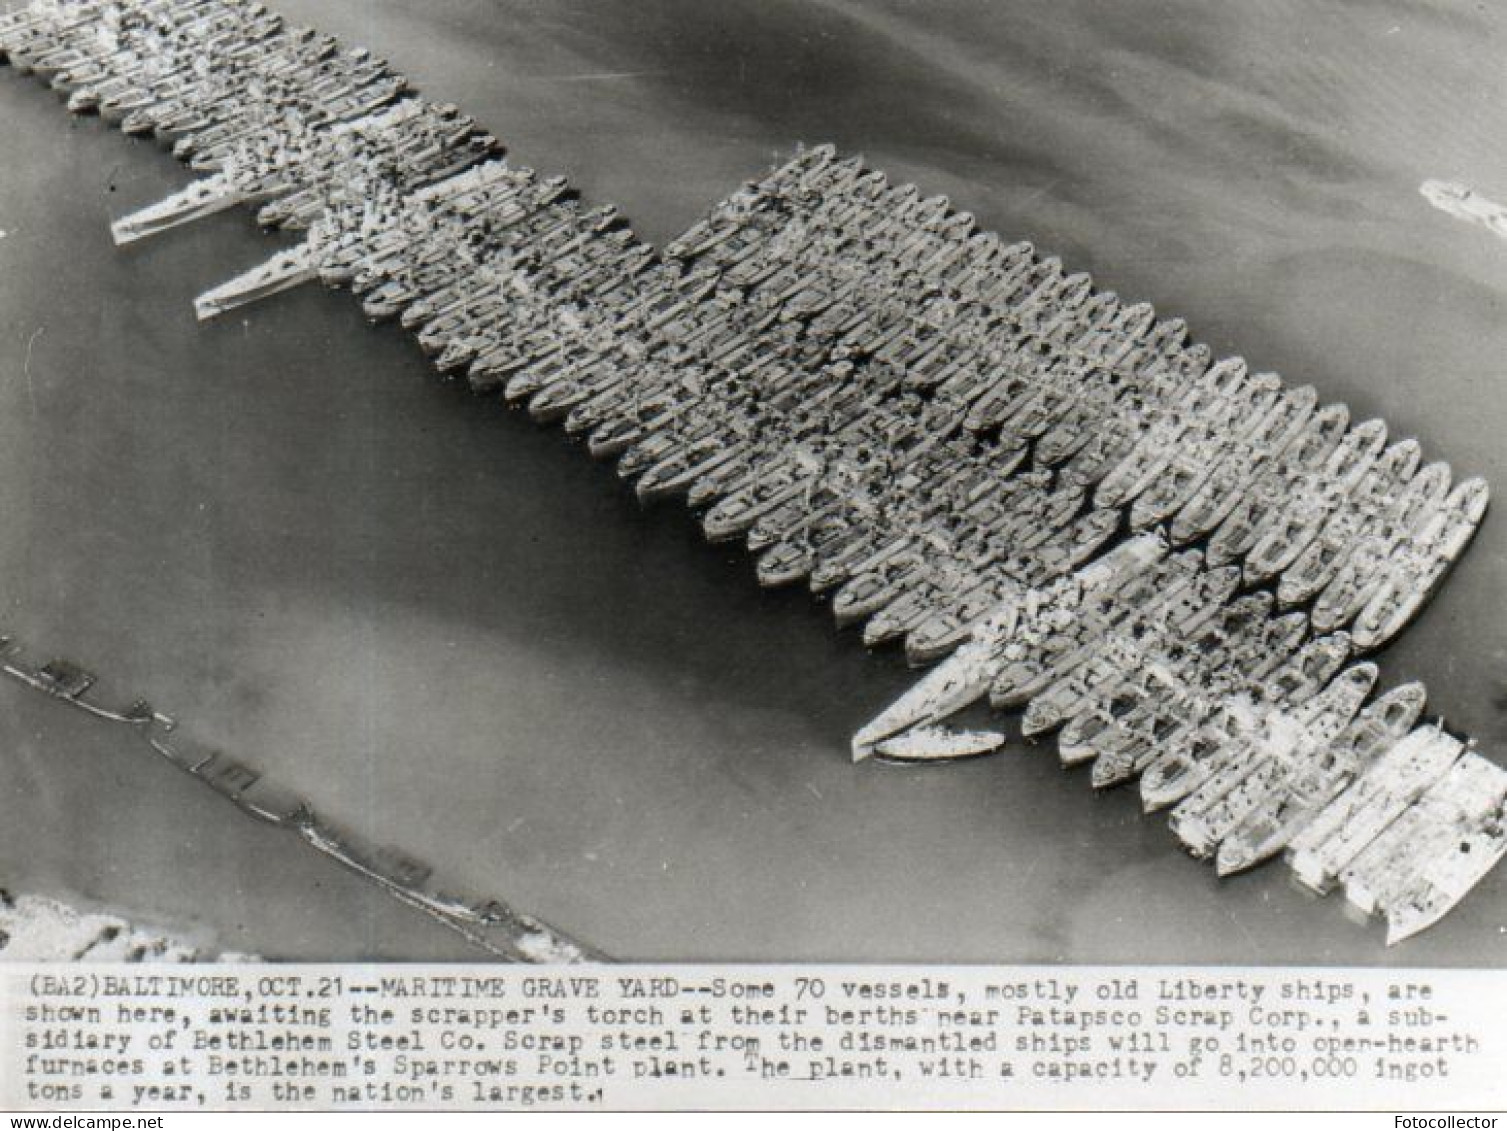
[1394,1119,1498,1128]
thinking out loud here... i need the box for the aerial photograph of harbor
[0,0,1503,965]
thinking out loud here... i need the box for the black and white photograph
[0,0,1503,1114]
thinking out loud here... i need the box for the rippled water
[0,0,1503,963]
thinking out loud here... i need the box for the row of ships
[1,0,1501,946]
[0,637,597,962]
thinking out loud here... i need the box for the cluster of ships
[1420,180,1507,245]
[0,888,239,961]
[0,631,596,962]
[2,0,1501,946]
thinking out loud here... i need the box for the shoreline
[0,886,247,962]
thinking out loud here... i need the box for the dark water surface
[0,0,1503,963]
